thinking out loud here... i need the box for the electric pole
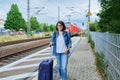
[87,0,91,40]
[27,0,30,38]
[88,0,90,20]
[68,15,71,22]
[66,15,71,22]
[58,6,60,21]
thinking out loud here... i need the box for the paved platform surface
[55,37,102,80]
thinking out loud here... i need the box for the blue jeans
[56,53,68,80]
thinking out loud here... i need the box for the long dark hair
[56,21,66,31]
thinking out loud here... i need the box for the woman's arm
[49,32,55,47]
[64,32,72,54]
[67,32,72,48]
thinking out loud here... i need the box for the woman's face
[57,23,63,31]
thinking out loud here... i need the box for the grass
[0,32,52,42]
[0,35,27,42]
[95,52,107,80]
[88,35,95,49]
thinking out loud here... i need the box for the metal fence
[90,32,120,80]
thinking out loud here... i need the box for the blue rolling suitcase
[38,59,53,80]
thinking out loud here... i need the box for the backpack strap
[63,31,69,44]
[53,31,56,41]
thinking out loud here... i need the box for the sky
[0,0,101,29]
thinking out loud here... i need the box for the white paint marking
[35,53,50,56]
[0,56,56,72]
[1,64,38,72]
[24,56,56,62]
[0,47,50,72]
[0,72,38,80]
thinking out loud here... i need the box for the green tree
[30,16,39,31]
[39,23,42,32]
[4,4,26,31]
[39,23,55,32]
[98,0,120,33]
[90,21,100,32]
[49,24,55,32]
[43,23,48,32]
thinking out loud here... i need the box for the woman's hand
[49,42,53,47]
[64,47,70,54]
[64,48,69,54]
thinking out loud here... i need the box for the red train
[65,22,79,37]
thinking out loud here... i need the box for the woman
[50,21,72,80]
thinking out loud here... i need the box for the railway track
[0,38,50,58]
[0,45,49,68]
[0,38,50,67]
